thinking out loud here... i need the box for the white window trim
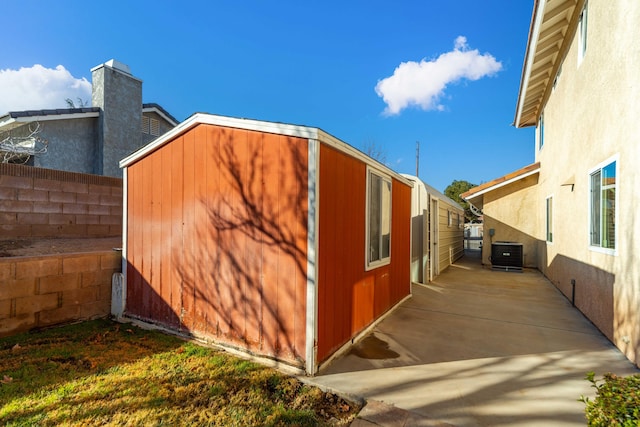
[365,166,392,271]
[578,2,588,66]
[537,111,545,151]
[545,194,554,244]
[588,154,618,256]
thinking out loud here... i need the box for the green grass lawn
[0,319,359,426]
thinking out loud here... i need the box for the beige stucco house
[462,0,640,367]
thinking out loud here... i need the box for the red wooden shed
[118,113,412,374]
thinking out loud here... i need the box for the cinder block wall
[0,163,122,238]
[0,250,121,336]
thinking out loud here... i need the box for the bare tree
[0,122,48,164]
[65,97,90,108]
[362,139,387,164]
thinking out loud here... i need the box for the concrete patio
[306,251,638,426]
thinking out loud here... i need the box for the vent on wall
[491,242,523,272]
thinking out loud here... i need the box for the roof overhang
[142,103,179,127]
[461,162,541,209]
[120,112,413,187]
[514,0,586,128]
[0,109,100,132]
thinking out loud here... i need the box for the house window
[590,158,616,251]
[538,112,545,150]
[578,2,588,64]
[447,210,452,227]
[366,168,392,269]
[546,196,553,243]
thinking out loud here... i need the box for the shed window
[366,168,391,269]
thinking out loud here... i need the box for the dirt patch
[0,237,122,257]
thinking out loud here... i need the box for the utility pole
[415,141,420,177]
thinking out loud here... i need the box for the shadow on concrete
[311,252,638,426]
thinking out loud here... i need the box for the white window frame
[537,111,545,150]
[365,166,392,270]
[545,195,553,244]
[578,2,588,65]
[588,154,618,255]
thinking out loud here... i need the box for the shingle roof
[462,162,541,201]
[7,107,100,118]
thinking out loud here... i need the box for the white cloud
[0,64,92,115]
[375,36,502,115]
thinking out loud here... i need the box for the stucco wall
[33,118,98,174]
[481,174,539,268]
[533,0,640,363]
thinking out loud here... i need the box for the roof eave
[514,0,546,128]
[462,163,541,201]
[514,0,584,128]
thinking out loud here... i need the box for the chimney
[91,59,142,177]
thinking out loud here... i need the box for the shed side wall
[317,144,411,362]
[125,124,308,365]
[437,202,465,273]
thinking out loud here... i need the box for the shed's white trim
[119,113,412,187]
[305,138,320,375]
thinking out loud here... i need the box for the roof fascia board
[15,112,99,122]
[515,0,548,128]
[463,167,540,201]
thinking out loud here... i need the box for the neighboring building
[117,113,413,375]
[463,0,640,366]
[402,174,464,283]
[0,60,177,177]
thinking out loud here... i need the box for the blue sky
[1,0,535,192]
